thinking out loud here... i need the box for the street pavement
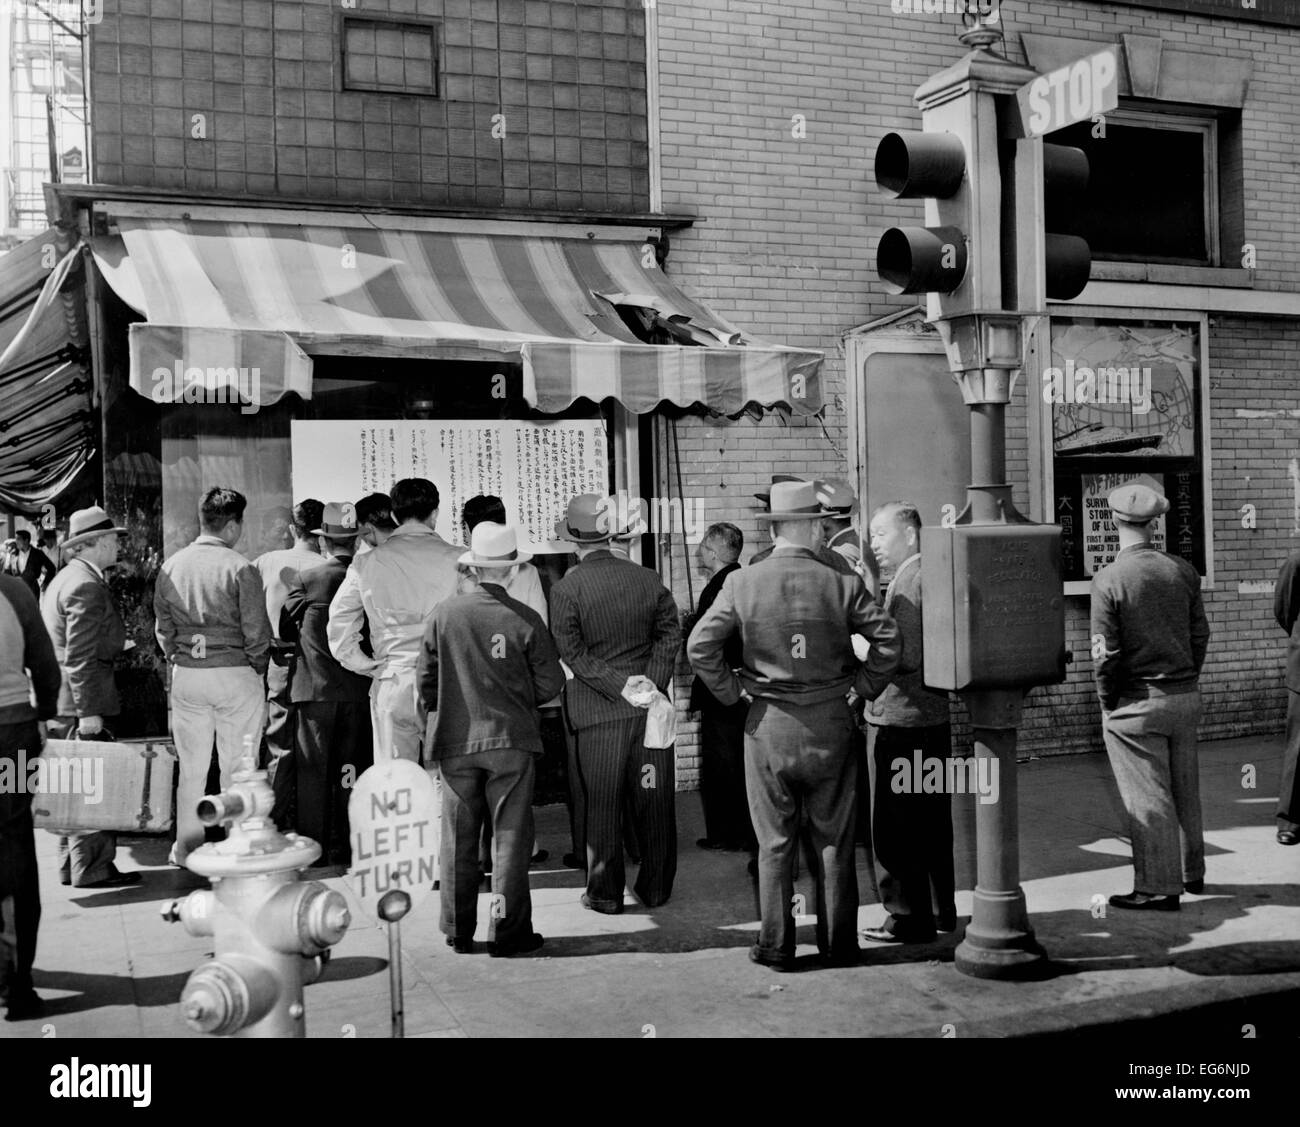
[2,734,1297,1039]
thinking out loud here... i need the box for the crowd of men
[8,464,1299,1018]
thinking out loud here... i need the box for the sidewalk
[3,734,1297,1039]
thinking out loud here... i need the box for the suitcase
[31,738,178,834]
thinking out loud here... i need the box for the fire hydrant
[160,750,351,1037]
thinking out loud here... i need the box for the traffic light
[1041,142,1091,301]
[874,131,969,297]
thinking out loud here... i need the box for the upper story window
[342,17,440,97]
[1051,110,1219,267]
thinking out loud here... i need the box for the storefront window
[1047,316,1206,585]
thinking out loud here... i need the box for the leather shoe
[936,911,959,933]
[1184,879,1204,895]
[819,948,860,968]
[531,849,549,864]
[562,852,586,871]
[1278,829,1299,846]
[488,932,544,958]
[78,870,141,889]
[749,946,793,972]
[697,837,730,851]
[1109,890,1179,911]
[4,991,43,1022]
[580,893,623,915]
[445,936,473,954]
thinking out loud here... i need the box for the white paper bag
[643,690,677,748]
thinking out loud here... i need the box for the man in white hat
[689,481,901,970]
[550,494,682,913]
[42,506,140,888]
[1092,482,1210,910]
[280,503,373,867]
[417,523,564,955]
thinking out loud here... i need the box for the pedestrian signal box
[921,523,1066,691]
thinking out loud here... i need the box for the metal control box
[921,523,1066,691]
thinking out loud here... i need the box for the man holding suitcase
[0,569,60,1020]
[42,506,140,888]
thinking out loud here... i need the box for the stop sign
[1016,48,1119,138]
[346,759,440,922]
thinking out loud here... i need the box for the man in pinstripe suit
[550,495,682,913]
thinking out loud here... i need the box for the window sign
[1048,317,1206,582]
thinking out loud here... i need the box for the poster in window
[1050,318,1203,581]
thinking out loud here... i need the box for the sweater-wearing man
[0,573,60,1020]
[154,487,272,866]
[689,481,901,971]
[280,504,373,867]
[42,507,140,889]
[253,499,324,828]
[861,502,956,945]
[1092,483,1210,910]
[418,523,564,956]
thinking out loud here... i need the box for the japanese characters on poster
[291,419,608,554]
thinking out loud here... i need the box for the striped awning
[0,228,94,510]
[90,213,823,415]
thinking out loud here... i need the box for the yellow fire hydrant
[160,749,351,1037]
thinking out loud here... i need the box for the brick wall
[88,0,649,210]
[654,0,1300,766]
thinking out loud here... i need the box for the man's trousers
[0,721,41,1006]
[574,715,676,910]
[869,723,955,940]
[1102,690,1204,897]
[263,656,296,830]
[170,665,266,864]
[47,718,117,887]
[295,700,373,864]
[745,696,858,962]
[698,696,755,849]
[439,749,536,947]
[1280,690,1300,833]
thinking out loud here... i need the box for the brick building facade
[71,0,1300,784]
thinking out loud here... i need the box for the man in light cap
[418,523,564,955]
[689,481,901,970]
[1091,482,1209,910]
[815,478,880,599]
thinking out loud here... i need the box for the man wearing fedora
[688,480,901,970]
[280,503,374,867]
[41,507,140,888]
[749,475,855,575]
[253,499,324,830]
[418,523,564,955]
[154,486,272,866]
[1092,482,1210,910]
[550,494,682,913]
[815,478,880,598]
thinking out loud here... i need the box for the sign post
[346,759,440,1038]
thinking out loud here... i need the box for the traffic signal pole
[874,7,1081,978]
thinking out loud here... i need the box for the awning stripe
[94,214,824,416]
